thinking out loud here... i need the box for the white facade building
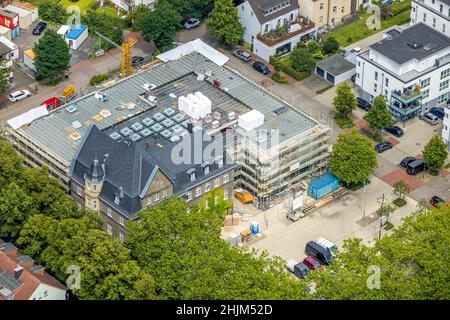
[355,23,450,121]
[238,0,317,61]
[111,0,155,12]
[411,0,450,37]
[443,104,450,150]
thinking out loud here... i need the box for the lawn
[59,0,95,13]
[96,7,117,17]
[324,9,411,46]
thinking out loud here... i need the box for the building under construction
[3,39,331,208]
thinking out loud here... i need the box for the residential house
[111,0,155,12]
[0,241,67,300]
[238,0,318,61]
[411,0,450,37]
[297,0,352,29]
[355,23,450,121]
[0,35,18,80]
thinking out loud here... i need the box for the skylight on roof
[140,128,152,137]
[163,107,176,116]
[172,124,183,133]
[142,117,154,126]
[65,105,77,113]
[172,113,185,122]
[160,129,172,138]
[131,122,144,131]
[153,112,166,121]
[120,127,133,136]
[162,118,175,127]
[130,133,142,142]
[110,132,121,140]
[181,119,191,128]
[151,123,164,132]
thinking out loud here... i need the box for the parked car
[384,125,404,137]
[234,190,254,204]
[132,56,144,66]
[32,21,47,35]
[315,237,338,257]
[142,83,157,91]
[303,257,323,271]
[253,61,270,75]
[351,47,361,53]
[305,241,333,266]
[357,97,371,111]
[94,91,108,102]
[184,18,200,30]
[430,196,445,208]
[351,74,356,83]
[286,260,310,279]
[430,107,445,120]
[406,159,426,175]
[8,89,32,103]
[400,156,416,168]
[375,141,393,153]
[232,49,252,62]
[420,112,440,125]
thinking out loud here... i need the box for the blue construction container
[307,173,339,200]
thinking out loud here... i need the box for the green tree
[0,182,34,239]
[333,82,357,119]
[166,0,213,18]
[0,60,9,92]
[0,140,23,189]
[329,130,378,185]
[322,37,340,54]
[422,136,448,171]
[34,30,70,81]
[291,46,316,72]
[363,95,394,134]
[38,0,68,24]
[307,40,323,59]
[82,11,124,50]
[126,198,309,299]
[206,0,244,48]
[135,0,181,52]
[307,205,450,299]
[393,180,410,200]
[124,4,150,30]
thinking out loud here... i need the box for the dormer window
[215,155,224,169]
[187,168,196,182]
[114,195,120,205]
[202,162,210,175]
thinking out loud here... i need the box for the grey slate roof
[247,0,299,24]
[370,23,450,64]
[316,54,356,76]
[0,272,21,292]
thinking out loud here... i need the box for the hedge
[90,73,109,86]
[269,55,310,81]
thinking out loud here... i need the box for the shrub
[90,73,109,86]
[334,113,355,129]
[269,55,310,81]
[316,84,334,94]
[393,198,407,207]
[384,221,394,230]
[346,37,352,44]
[372,133,382,142]
[271,72,288,84]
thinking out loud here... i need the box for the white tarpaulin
[7,106,48,130]
[157,39,229,66]
[238,109,265,132]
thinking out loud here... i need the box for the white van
[315,237,338,256]
[8,89,32,103]
[94,91,108,102]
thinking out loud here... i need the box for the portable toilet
[250,221,259,235]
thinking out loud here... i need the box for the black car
[132,56,144,66]
[32,22,47,35]
[253,61,270,75]
[430,196,445,208]
[400,156,416,168]
[430,107,445,120]
[357,97,371,111]
[384,125,404,137]
[375,141,393,153]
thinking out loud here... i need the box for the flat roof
[17,43,320,164]
[370,23,450,64]
[66,25,87,40]
[316,54,355,76]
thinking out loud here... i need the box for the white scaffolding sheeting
[238,109,265,132]
[157,39,229,66]
[7,106,48,130]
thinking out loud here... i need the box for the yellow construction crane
[94,31,137,77]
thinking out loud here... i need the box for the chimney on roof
[187,122,193,133]
[0,243,18,256]
[14,266,24,279]
[31,265,46,276]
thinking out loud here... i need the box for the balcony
[256,17,316,47]
[389,86,423,119]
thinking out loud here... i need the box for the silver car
[420,112,440,125]
[232,49,252,62]
[184,18,200,30]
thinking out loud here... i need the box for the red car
[303,257,323,271]
[430,196,444,208]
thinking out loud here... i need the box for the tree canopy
[290,46,316,72]
[0,60,9,93]
[422,136,448,171]
[82,11,124,50]
[38,0,68,25]
[329,130,378,185]
[322,37,340,54]
[206,0,244,48]
[333,82,357,119]
[363,95,394,133]
[34,30,70,81]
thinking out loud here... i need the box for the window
[441,68,450,80]
[214,178,220,188]
[205,182,211,192]
[106,224,112,235]
[92,200,97,210]
[224,189,229,200]
[114,195,120,205]
[106,207,112,217]
[146,196,152,206]
[223,173,229,183]
[162,188,168,198]
[119,216,125,226]
[119,232,125,242]
[374,71,378,81]
[374,83,378,93]
[423,13,426,22]
[320,3,324,10]
[203,165,209,175]
[76,186,82,196]
[440,4,443,13]
[154,193,160,202]
[190,172,196,182]
[385,78,389,87]
[422,89,429,99]
[439,80,449,91]
[214,195,219,205]
[93,184,97,191]
[412,6,415,12]
[186,191,192,202]
[217,156,223,168]
[195,187,202,197]
[205,199,209,209]
[433,18,436,28]
[439,93,448,103]
[319,16,323,23]
[264,24,268,32]
[333,6,336,14]
[420,78,430,88]
[443,24,446,33]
